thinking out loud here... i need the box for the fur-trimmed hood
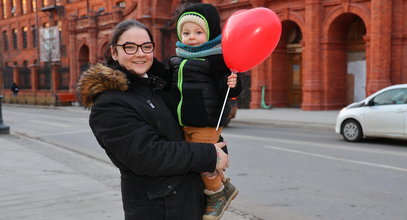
[76,63,129,108]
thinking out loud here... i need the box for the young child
[168,3,241,220]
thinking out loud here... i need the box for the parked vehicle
[335,84,407,142]
[225,97,238,127]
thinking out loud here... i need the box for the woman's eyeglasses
[113,42,155,54]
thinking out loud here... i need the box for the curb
[230,119,336,131]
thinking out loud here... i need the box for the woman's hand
[227,73,238,88]
[214,142,229,171]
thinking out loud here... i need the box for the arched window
[2,31,8,50]
[31,25,37,47]
[3,62,13,89]
[42,0,48,8]
[32,0,36,12]
[12,28,17,49]
[22,26,28,48]
[116,1,126,8]
[1,0,7,18]
[22,0,27,14]
[58,20,62,43]
[11,0,16,16]
[20,60,31,89]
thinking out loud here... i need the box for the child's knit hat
[177,3,221,42]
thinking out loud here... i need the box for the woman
[77,19,229,220]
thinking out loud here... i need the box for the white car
[335,84,407,142]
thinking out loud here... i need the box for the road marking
[265,145,407,172]
[33,129,92,137]
[30,120,72,127]
[222,133,407,157]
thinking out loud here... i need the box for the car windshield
[372,88,407,105]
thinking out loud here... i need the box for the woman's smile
[132,61,146,64]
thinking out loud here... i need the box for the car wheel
[341,119,363,142]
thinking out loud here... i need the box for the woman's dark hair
[104,19,154,65]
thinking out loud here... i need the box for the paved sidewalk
[0,135,123,220]
[0,134,247,220]
[231,108,339,131]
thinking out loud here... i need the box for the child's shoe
[223,178,238,205]
[202,189,227,220]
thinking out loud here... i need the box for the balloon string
[216,70,236,131]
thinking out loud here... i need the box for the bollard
[260,86,272,109]
[0,95,10,135]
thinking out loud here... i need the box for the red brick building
[1,0,406,110]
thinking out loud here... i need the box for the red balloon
[222,8,282,72]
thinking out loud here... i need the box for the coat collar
[76,63,165,108]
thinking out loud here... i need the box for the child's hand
[227,73,238,88]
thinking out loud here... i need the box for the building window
[11,0,16,16]
[32,0,36,12]
[31,25,37,47]
[39,62,51,89]
[41,0,48,8]
[12,28,17,49]
[19,60,31,89]
[22,0,27,14]
[22,26,28,48]
[3,62,13,89]
[1,0,6,18]
[58,20,62,43]
[3,31,8,50]
[116,1,126,8]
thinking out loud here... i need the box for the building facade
[1,0,406,110]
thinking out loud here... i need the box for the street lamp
[0,23,9,134]
[0,23,4,95]
[0,96,10,135]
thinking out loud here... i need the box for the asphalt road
[2,105,407,220]
[222,124,407,220]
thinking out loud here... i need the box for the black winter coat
[77,63,217,220]
[169,54,242,127]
